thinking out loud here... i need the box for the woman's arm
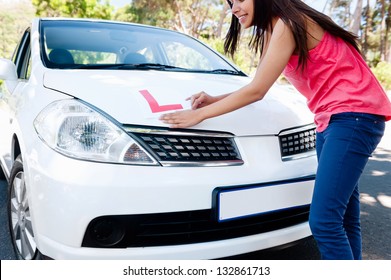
[160,19,296,128]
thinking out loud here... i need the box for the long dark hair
[224,0,360,70]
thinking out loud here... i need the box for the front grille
[82,206,310,248]
[279,125,316,160]
[131,131,243,166]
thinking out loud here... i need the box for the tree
[365,0,391,63]
[350,0,363,35]
[327,0,352,29]
[379,0,387,60]
[362,0,373,58]
[114,0,175,30]
[387,0,391,62]
[0,0,35,59]
[215,1,230,38]
[113,0,227,39]
[32,0,113,19]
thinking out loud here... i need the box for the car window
[26,53,32,79]
[162,41,212,70]
[12,29,31,80]
[40,20,241,75]
[67,50,117,64]
[11,31,28,64]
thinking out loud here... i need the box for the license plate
[214,177,314,222]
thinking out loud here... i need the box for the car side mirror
[0,58,18,93]
[0,58,18,81]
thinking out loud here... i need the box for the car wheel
[7,155,42,260]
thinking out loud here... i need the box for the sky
[305,0,327,12]
[110,0,132,9]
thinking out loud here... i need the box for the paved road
[0,179,16,260]
[359,119,391,259]
[0,122,390,260]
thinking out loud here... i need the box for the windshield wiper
[66,64,244,75]
[68,63,188,71]
[64,64,242,76]
[203,69,242,75]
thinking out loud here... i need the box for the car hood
[43,70,313,136]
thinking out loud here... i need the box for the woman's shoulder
[274,16,325,53]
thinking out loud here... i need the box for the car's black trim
[81,197,312,248]
[278,124,317,161]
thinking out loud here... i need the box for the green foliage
[371,61,391,90]
[114,0,174,27]
[32,0,113,18]
[327,0,352,29]
[69,50,116,64]
[201,36,259,75]
[113,0,226,39]
[0,1,35,59]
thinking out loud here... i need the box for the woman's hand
[159,109,204,128]
[159,91,221,128]
[187,91,219,109]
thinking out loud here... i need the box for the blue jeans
[309,112,385,260]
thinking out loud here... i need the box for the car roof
[37,17,182,35]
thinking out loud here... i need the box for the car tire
[7,155,42,260]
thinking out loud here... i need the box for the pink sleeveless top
[283,32,391,132]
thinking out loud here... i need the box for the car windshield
[40,20,244,75]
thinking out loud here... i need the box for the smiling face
[228,0,254,29]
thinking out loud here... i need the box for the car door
[0,28,31,177]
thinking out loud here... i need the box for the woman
[160,0,391,259]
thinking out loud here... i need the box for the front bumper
[38,222,312,260]
[25,134,316,259]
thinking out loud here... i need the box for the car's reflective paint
[43,70,313,135]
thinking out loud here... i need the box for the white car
[0,18,317,260]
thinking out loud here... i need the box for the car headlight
[34,99,158,165]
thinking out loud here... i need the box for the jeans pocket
[357,117,385,154]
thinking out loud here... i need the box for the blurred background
[0,0,390,91]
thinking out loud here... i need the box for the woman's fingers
[159,112,184,128]
[159,92,210,127]
[189,94,200,109]
[190,92,209,109]
[159,113,176,123]
[159,110,201,128]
